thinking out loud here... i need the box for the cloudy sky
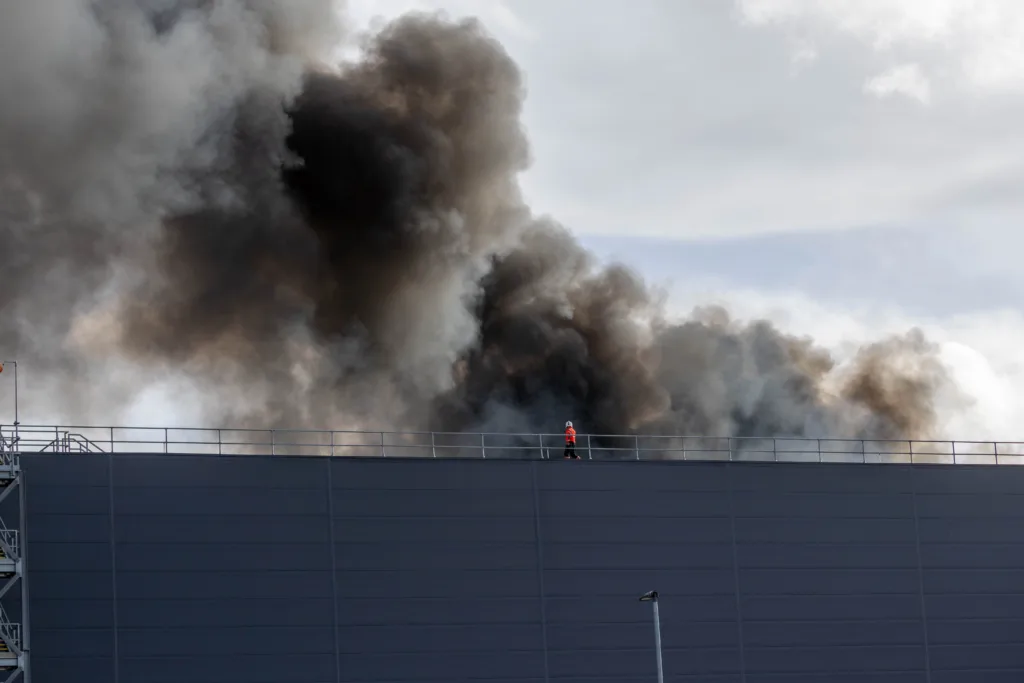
[337,0,1024,439]
[5,0,1022,440]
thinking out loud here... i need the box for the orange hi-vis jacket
[565,426,576,444]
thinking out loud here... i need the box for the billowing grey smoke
[0,1,957,439]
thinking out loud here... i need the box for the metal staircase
[0,432,28,682]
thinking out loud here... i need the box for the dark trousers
[563,442,579,459]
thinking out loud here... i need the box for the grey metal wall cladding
[13,453,1024,683]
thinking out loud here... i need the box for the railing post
[728,438,734,462]
[817,438,822,463]
[164,428,168,454]
[773,438,778,462]
[681,437,686,461]
[380,432,385,458]
[951,440,956,465]
[271,429,276,456]
[587,434,592,461]
[109,426,114,453]
[539,433,545,460]
[481,433,486,459]
[218,428,222,456]
[431,432,436,458]
[331,430,335,458]
[995,441,999,465]
[635,435,640,460]
[908,440,913,464]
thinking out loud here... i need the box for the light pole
[639,591,663,683]
[0,361,18,447]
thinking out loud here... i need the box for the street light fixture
[639,591,663,683]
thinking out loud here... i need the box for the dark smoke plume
[0,1,960,440]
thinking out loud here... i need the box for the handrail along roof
[1,424,1021,465]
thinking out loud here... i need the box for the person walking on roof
[563,421,580,459]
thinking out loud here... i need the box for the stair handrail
[0,521,19,560]
[37,431,102,454]
[64,431,103,452]
[0,603,22,654]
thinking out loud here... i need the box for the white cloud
[864,63,931,103]
[737,0,1024,94]
[788,43,818,74]
[345,0,536,41]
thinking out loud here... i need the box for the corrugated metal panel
[16,455,1024,683]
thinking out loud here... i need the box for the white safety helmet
[565,421,573,428]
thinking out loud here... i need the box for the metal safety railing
[0,603,21,653]
[0,431,18,467]
[0,524,18,562]
[0,423,1023,465]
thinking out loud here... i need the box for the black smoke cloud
[0,1,958,439]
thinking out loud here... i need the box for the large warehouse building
[1,427,1023,682]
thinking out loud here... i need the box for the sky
[2,0,1023,442]
[329,0,1024,440]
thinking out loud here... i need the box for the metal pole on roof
[0,361,19,447]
